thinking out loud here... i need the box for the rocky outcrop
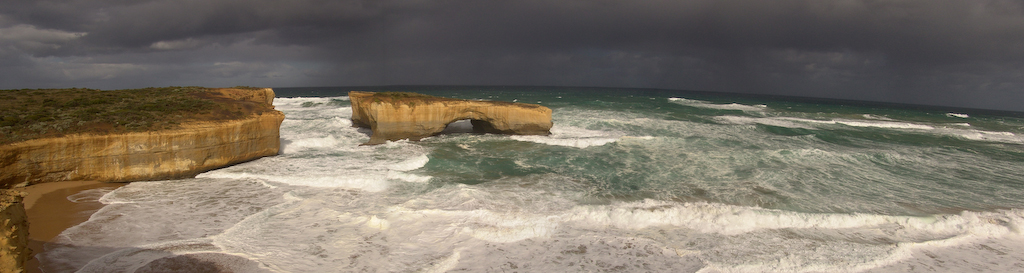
[1,190,29,273]
[0,90,285,188]
[350,91,552,145]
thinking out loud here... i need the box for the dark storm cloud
[1,0,1022,110]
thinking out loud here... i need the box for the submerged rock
[349,91,552,145]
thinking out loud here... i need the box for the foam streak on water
[41,90,1024,272]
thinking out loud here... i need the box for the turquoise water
[41,86,1024,272]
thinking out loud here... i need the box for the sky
[1,0,1022,111]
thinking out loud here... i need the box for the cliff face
[1,190,29,273]
[349,91,552,145]
[0,89,285,188]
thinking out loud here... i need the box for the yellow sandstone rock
[0,89,285,188]
[0,190,28,273]
[0,87,284,273]
[349,91,552,145]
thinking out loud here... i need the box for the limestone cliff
[349,91,552,145]
[0,89,285,188]
[1,190,29,273]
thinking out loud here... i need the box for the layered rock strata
[0,88,283,273]
[349,91,552,145]
[0,190,28,273]
[0,89,285,188]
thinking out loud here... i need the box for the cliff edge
[0,87,283,273]
[349,91,552,145]
[0,88,285,188]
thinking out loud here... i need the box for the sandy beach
[18,181,126,273]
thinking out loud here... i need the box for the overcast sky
[1,0,1022,111]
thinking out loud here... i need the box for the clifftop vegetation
[0,86,275,145]
[364,91,539,108]
[368,92,441,106]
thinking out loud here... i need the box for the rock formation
[0,89,285,188]
[1,190,29,273]
[0,87,284,273]
[349,91,552,145]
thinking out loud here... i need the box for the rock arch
[349,91,552,145]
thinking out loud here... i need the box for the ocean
[39,86,1024,272]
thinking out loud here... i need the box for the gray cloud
[1,0,1022,111]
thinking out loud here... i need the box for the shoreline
[18,181,127,273]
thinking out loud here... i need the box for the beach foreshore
[19,181,126,273]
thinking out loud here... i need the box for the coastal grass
[365,91,538,108]
[369,92,436,106]
[0,86,271,145]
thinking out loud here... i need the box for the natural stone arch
[349,91,552,145]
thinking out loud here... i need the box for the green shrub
[0,86,274,144]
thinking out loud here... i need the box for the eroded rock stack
[349,91,552,145]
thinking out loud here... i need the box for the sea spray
[40,87,1024,272]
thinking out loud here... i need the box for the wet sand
[19,181,126,273]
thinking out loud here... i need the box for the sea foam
[669,97,768,112]
[511,125,624,148]
[63,177,1024,273]
[43,92,1024,273]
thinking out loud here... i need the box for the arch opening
[439,119,475,134]
[438,119,505,136]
